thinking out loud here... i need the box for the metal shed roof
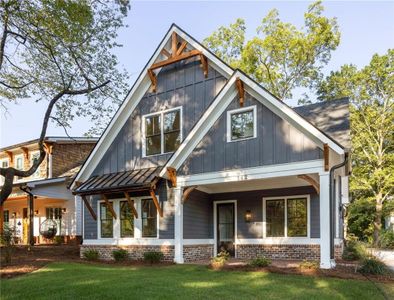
[74,166,162,196]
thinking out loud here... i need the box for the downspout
[329,152,349,259]
[20,185,35,247]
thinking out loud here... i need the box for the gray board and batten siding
[183,186,320,239]
[179,93,323,176]
[93,59,227,176]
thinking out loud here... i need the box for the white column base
[173,187,184,264]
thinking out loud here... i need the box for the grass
[0,262,390,300]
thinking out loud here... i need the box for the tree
[0,0,130,204]
[317,50,394,245]
[204,1,340,101]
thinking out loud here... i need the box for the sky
[1,0,394,147]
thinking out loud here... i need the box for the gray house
[71,24,350,269]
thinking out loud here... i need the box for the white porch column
[319,172,334,269]
[174,187,184,264]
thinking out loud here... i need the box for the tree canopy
[0,0,130,203]
[204,1,340,101]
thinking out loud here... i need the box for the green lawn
[0,262,389,299]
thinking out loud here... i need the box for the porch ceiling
[195,175,318,194]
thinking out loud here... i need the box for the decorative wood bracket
[81,196,97,221]
[124,192,138,218]
[147,32,208,92]
[5,151,13,164]
[102,194,117,219]
[323,143,329,172]
[167,167,177,187]
[182,186,197,204]
[236,77,245,107]
[149,188,163,217]
[297,175,320,194]
[20,147,29,160]
[44,142,53,155]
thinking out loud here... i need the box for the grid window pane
[142,199,157,237]
[3,210,9,226]
[145,115,161,136]
[146,135,161,155]
[120,201,134,238]
[164,132,181,152]
[164,110,180,132]
[266,199,285,237]
[46,208,62,220]
[231,110,254,140]
[146,115,161,156]
[100,203,113,238]
[287,198,307,237]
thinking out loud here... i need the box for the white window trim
[30,150,40,178]
[262,195,310,239]
[0,158,9,185]
[213,200,237,257]
[226,105,257,142]
[97,196,160,240]
[142,106,183,157]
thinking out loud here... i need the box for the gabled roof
[72,24,348,188]
[71,24,234,189]
[294,98,350,150]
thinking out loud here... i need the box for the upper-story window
[15,154,24,181]
[227,106,257,142]
[143,107,182,156]
[0,159,9,185]
[30,151,40,178]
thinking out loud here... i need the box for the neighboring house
[0,137,97,244]
[385,212,394,231]
[71,24,350,269]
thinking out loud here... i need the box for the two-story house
[0,136,97,244]
[71,25,350,269]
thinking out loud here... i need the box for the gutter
[329,152,349,259]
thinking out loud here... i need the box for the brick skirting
[80,245,174,261]
[183,244,213,262]
[237,244,343,260]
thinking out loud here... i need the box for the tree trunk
[373,192,383,246]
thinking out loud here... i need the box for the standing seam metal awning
[73,166,162,196]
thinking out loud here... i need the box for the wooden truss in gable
[148,32,208,92]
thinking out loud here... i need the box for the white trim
[237,238,320,245]
[83,239,174,246]
[226,105,257,142]
[72,24,233,188]
[213,200,237,257]
[184,239,214,245]
[178,160,323,187]
[142,106,183,157]
[262,195,310,239]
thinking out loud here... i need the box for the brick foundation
[183,244,214,262]
[80,245,174,261]
[237,244,343,261]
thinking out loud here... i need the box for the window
[266,199,285,237]
[143,108,181,156]
[30,152,40,178]
[141,199,157,237]
[120,201,134,237]
[227,106,257,142]
[15,155,24,180]
[100,203,113,238]
[287,198,307,237]
[0,159,9,185]
[264,196,308,238]
[46,207,62,220]
[3,210,9,227]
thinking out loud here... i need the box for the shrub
[249,256,271,268]
[0,225,16,263]
[112,249,128,262]
[83,249,99,261]
[217,250,230,261]
[54,236,63,245]
[299,260,319,270]
[342,238,368,261]
[358,257,387,275]
[378,229,394,249]
[210,256,227,270]
[143,251,164,264]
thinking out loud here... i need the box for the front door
[216,203,235,257]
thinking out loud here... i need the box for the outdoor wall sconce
[245,210,252,222]
[62,208,67,213]
[12,212,17,218]
[34,210,39,215]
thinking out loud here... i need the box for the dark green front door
[217,203,235,257]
